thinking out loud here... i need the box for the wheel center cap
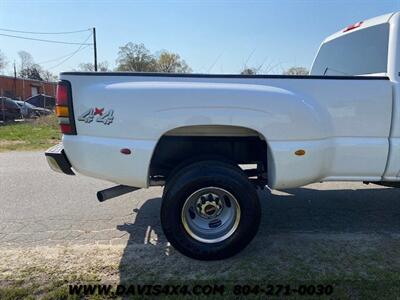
[196,193,223,218]
[205,205,216,215]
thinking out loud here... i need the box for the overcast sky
[0,0,399,75]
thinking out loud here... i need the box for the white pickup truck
[46,12,400,260]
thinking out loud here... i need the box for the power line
[0,28,91,34]
[47,34,93,70]
[207,50,224,73]
[243,48,256,67]
[47,45,91,70]
[0,32,93,45]
[37,48,90,64]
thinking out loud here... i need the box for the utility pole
[13,61,17,98]
[93,27,98,71]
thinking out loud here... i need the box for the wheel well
[149,126,269,187]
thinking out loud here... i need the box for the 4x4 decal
[78,107,114,125]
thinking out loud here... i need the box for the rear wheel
[161,160,261,260]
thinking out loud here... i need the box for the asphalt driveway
[1,151,400,248]
[0,151,161,246]
[1,151,400,298]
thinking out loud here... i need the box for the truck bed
[60,72,392,188]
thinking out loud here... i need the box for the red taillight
[60,124,72,134]
[343,21,363,32]
[56,81,76,135]
[56,83,69,106]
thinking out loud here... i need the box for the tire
[161,160,261,260]
[162,155,239,199]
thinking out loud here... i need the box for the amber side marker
[295,149,306,156]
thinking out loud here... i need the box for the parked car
[46,12,400,260]
[25,94,55,110]
[14,100,36,118]
[14,100,52,118]
[31,105,52,116]
[0,97,22,121]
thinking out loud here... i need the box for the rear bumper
[45,143,75,175]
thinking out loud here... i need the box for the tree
[283,66,309,75]
[17,50,57,81]
[77,61,110,72]
[116,43,157,72]
[19,64,43,81]
[18,51,42,80]
[0,50,7,74]
[240,67,258,75]
[156,51,191,73]
[41,70,58,82]
[18,51,34,72]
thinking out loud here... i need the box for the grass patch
[2,235,399,299]
[0,286,35,300]
[2,226,398,298]
[1,280,83,300]
[0,115,60,152]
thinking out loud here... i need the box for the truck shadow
[117,185,400,283]
[260,186,400,233]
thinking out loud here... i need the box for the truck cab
[311,12,400,182]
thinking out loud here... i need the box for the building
[0,75,57,100]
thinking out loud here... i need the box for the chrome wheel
[181,187,241,243]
